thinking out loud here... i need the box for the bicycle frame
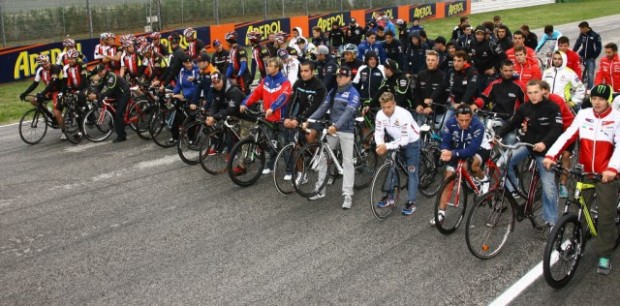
[568,180,599,237]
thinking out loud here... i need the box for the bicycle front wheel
[63,108,83,144]
[434,175,468,235]
[353,134,378,190]
[227,138,265,187]
[177,120,209,165]
[200,128,229,175]
[418,145,442,197]
[293,143,329,198]
[133,99,153,140]
[273,143,297,195]
[19,109,48,145]
[150,108,176,148]
[466,190,514,259]
[82,107,114,142]
[369,162,400,220]
[543,214,583,289]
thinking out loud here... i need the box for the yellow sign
[413,5,434,19]
[13,44,83,79]
[246,21,282,44]
[448,2,465,17]
[316,14,345,32]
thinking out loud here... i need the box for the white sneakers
[342,195,352,210]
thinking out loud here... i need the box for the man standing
[470,25,506,91]
[574,21,602,89]
[542,51,586,111]
[313,45,339,93]
[558,36,583,80]
[595,43,620,94]
[88,64,131,143]
[225,31,252,95]
[429,51,479,112]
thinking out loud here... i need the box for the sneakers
[112,136,127,143]
[430,210,445,225]
[262,168,272,175]
[511,191,521,200]
[60,133,67,140]
[165,138,177,145]
[283,173,292,181]
[308,189,326,201]
[342,195,352,210]
[207,148,218,156]
[559,184,568,199]
[402,202,416,216]
[232,166,246,176]
[295,172,308,186]
[327,177,335,186]
[375,195,395,208]
[598,257,612,275]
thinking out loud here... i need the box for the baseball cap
[295,37,307,45]
[590,84,612,101]
[213,39,221,47]
[313,45,330,55]
[198,52,211,62]
[384,58,400,71]
[337,66,352,78]
[277,49,289,60]
[181,55,192,63]
[474,25,486,33]
[350,18,356,24]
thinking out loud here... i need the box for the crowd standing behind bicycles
[17,11,620,278]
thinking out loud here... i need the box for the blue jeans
[499,146,558,225]
[383,140,421,203]
[584,58,596,89]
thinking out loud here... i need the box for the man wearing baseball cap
[303,66,361,209]
[211,39,230,74]
[313,45,339,93]
[278,49,300,85]
[544,83,620,275]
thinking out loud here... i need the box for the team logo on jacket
[342,92,350,98]
[400,79,407,87]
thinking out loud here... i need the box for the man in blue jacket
[169,56,200,144]
[432,103,492,225]
[357,31,387,64]
[573,21,602,89]
[303,66,361,210]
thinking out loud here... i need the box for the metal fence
[0,0,446,47]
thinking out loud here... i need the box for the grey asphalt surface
[2,15,620,306]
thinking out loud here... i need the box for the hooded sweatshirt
[542,51,585,106]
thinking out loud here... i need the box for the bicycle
[177,109,211,165]
[369,147,417,219]
[226,115,282,187]
[148,96,189,148]
[465,141,544,259]
[18,94,62,145]
[542,165,620,288]
[292,118,378,198]
[199,116,243,175]
[272,125,310,195]
[60,92,90,144]
[82,88,149,142]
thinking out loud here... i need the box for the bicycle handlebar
[552,164,603,181]
[493,140,534,150]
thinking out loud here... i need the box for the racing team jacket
[357,40,387,64]
[440,115,487,159]
[595,54,620,92]
[431,63,479,105]
[573,29,602,60]
[415,68,447,114]
[208,79,246,121]
[470,38,506,72]
[374,105,421,150]
[505,46,536,63]
[547,93,575,130]
[369,70,413,109]
[287,76,326,121]
[172,64,201,105]
[513,57,542,85]
[309,83,361,133]
[542,51,585,106]
[353,64,385,101]
[474,76,526,118]
[498,98,563,156]
[315,55,338,93]
[242,71,291,123]
[546,106,620,174]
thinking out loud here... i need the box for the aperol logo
[409,3,436,20]
[309,12,351,32]
[236,18,290,46]
[364,7,397,23]
[446,1,467,17]
[13,44,83,79]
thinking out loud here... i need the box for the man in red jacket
[595,43,620,93]
[558,36,583,80]
[513,46,542,84]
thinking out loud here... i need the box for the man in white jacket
[542,50,586,112]
[278,49,300,85]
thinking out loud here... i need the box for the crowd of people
[18,12,620,275]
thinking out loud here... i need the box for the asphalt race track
[1,15,619,305]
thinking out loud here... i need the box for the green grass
[1,0,618,124]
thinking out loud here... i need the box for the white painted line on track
[0,122,19,128]
[64,141,109,153]
[134,154,179,170]
[489,252,560,306]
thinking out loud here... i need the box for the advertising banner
[308,11,351,32]
[445,0,468,18]
[364,6,398,22]
[409,3,437,21]
[235,18,291,46]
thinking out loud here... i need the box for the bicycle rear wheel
[150,108,176,148]
[369,163,400,220]
[434,175,468,235]
[543,214,583,288]
[200,128,230,175]
[82,107,114,142]
[353,134,377,190]
[227,138,265,187]
[273,143,297,195]
[19,109,48,145]
[466,190,514,259]
[133,99,153,140]
[177,120,208,165]
[419,146,442,197]
[63,108,83,144]
[293,143,329,198]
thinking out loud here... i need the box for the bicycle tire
[63,108,83,144]
[419,146,442,197]
[273,143,297,195]
[177,120,208,165]
[199,128,229,175]
[543,214,583,288]
[369,162,400,220]
[149,108,176,148]
[133,99,153,139]
[126,99,141,132]
[293,142,329,198]
[434,175,468,235]
[465,190,514,259]
[227,137,265,187]
[19,109,48,145]
[353,133,378,190]
[82,107,114,142]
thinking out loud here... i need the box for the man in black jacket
[364,58,413,113]
[205,72,247,126]
[155,33,185,91]
[430,50,479,113]
[416,50,447,120]
[313,45,339,93]
[470,25,506,91]
[353,51,385,103]
[88,63,131,142]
